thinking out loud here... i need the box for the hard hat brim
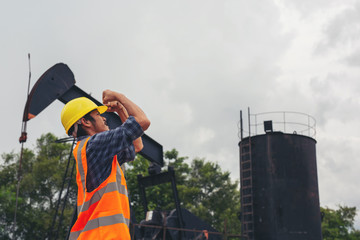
[97,105,108,114]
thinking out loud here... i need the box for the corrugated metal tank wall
[239,132,322,240]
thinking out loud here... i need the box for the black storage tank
[239,131,322,240]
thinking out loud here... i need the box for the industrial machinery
[18,63,225,240]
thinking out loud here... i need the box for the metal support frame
[48,138,76,240]
[137,167,184,239]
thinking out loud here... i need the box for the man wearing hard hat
[61,89,150,240]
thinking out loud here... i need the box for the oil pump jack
[19,63,221,240]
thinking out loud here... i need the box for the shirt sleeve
[85,116,143,191]
[87,116,143,161]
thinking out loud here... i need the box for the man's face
[88,109,109,133]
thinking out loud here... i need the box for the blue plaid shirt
[77,116,143,192]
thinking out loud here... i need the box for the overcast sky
[2,0,360,229]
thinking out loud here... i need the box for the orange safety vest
[69,137,131,240]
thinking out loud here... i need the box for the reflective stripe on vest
[76,140,87,214]
[77,180,127,214]
[70,213,130,240]
[70,138,130,240]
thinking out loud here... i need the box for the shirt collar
[77,135,89,141]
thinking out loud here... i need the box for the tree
[0,133,76,240]
[125,148,241,235]
[184,157,241,233]
[321,205,360,240]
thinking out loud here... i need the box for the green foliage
[321,205,360,240]
[185,158,240,232]
[125,148,241,235]
[0,133,76,240]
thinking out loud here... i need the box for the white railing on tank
[238,109,316,140]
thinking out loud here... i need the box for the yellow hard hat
[61,97,108,134]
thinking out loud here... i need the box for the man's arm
[102,90,150,131]
[105,100,144,152]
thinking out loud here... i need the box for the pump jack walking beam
[22,63,164,166]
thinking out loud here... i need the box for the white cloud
[192,127,216,145]
[316,2,360,52]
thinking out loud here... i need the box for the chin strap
[72,120,82,138]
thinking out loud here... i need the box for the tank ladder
[240,108,254,239]
[240,140,254,239]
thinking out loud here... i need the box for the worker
[60,89,150,239]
